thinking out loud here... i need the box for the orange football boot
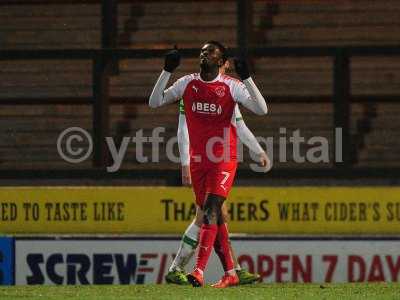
[211,273,239,288]
[187,269,204,287]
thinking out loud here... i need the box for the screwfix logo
[191,102,222,115]
[23,252,170,285]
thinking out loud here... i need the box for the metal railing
[0,0,400,182]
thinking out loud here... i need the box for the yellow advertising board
[0,187,399,234]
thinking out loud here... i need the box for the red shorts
[190,160,237,207]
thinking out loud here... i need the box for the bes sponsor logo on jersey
[191,102,222,115]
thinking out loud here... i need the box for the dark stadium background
[1,0,399,185]
[1,0,400,288]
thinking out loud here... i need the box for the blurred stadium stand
[0,0,399,184]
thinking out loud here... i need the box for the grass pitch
[1,283,399,300]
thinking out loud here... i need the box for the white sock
[227,269,236,276]
[169,221,200,272]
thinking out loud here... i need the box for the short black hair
[205,40,227,63]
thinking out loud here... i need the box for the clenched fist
[234,57,250,80]
[164,46,180,73]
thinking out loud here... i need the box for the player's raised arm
[235,106,271,172]
[149,48,181,108]
[233,57,268,115]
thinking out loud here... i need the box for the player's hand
[234,57,250,80]
[164,46,180,73]
[258,151,272,173]
[181,165,192,186]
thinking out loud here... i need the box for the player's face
[200,43,224,70]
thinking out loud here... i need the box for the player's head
[200,41,227,72]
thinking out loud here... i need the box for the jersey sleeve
[149,73,192,108]
[177,114,190,166]
[231,80,252,104]
[236,117,264,155]
[179,98,185,115]
[231,78,268,115]
[164,75,191,101]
